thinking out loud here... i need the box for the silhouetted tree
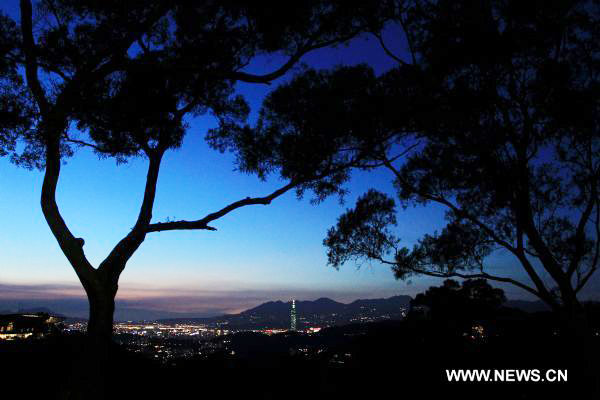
[260,0,598,320]
[1,1,390,398]
[252,0,598,384]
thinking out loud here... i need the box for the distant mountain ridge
[1,297,556,324]
[159,295,413,329]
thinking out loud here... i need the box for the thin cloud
[0,282,86,299]
[0,281,408,317]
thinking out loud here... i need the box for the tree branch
[98,151,164,276]
[228,32,361,84]
[20,0,50,115]
[228,52,307,84]
[397,14,418,65]
[62,133,106,153]
[40,125,96,290]
[373,32,408,65]
[146,181,298,233]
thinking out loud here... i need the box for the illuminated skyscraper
[290,299,297,331]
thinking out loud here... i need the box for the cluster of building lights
[112,322,227,337]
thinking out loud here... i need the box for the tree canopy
[256,0,599,313]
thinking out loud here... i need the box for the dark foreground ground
[1,314,598,399]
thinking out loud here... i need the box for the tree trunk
[61,289,116,400]
[88,290,116,348]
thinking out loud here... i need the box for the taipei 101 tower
[290,299,297,331]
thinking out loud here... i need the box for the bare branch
[229,32,362,84]
[373,32,407,65]
[397,15,418,65]
[62,133,106,152]
[146,181,297,233]
[228,51,308,84]
[98,151,165,276]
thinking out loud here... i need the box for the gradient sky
[1,2,597,317]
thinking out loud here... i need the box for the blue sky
[1,2,596,317]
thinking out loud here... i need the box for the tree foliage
[260,0,599,312]
[208,65,390,202]
[324,189,398,266]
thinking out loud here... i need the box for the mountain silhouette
[0,296,552,324]
[17,307,65,316]
[160,295,412,329]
